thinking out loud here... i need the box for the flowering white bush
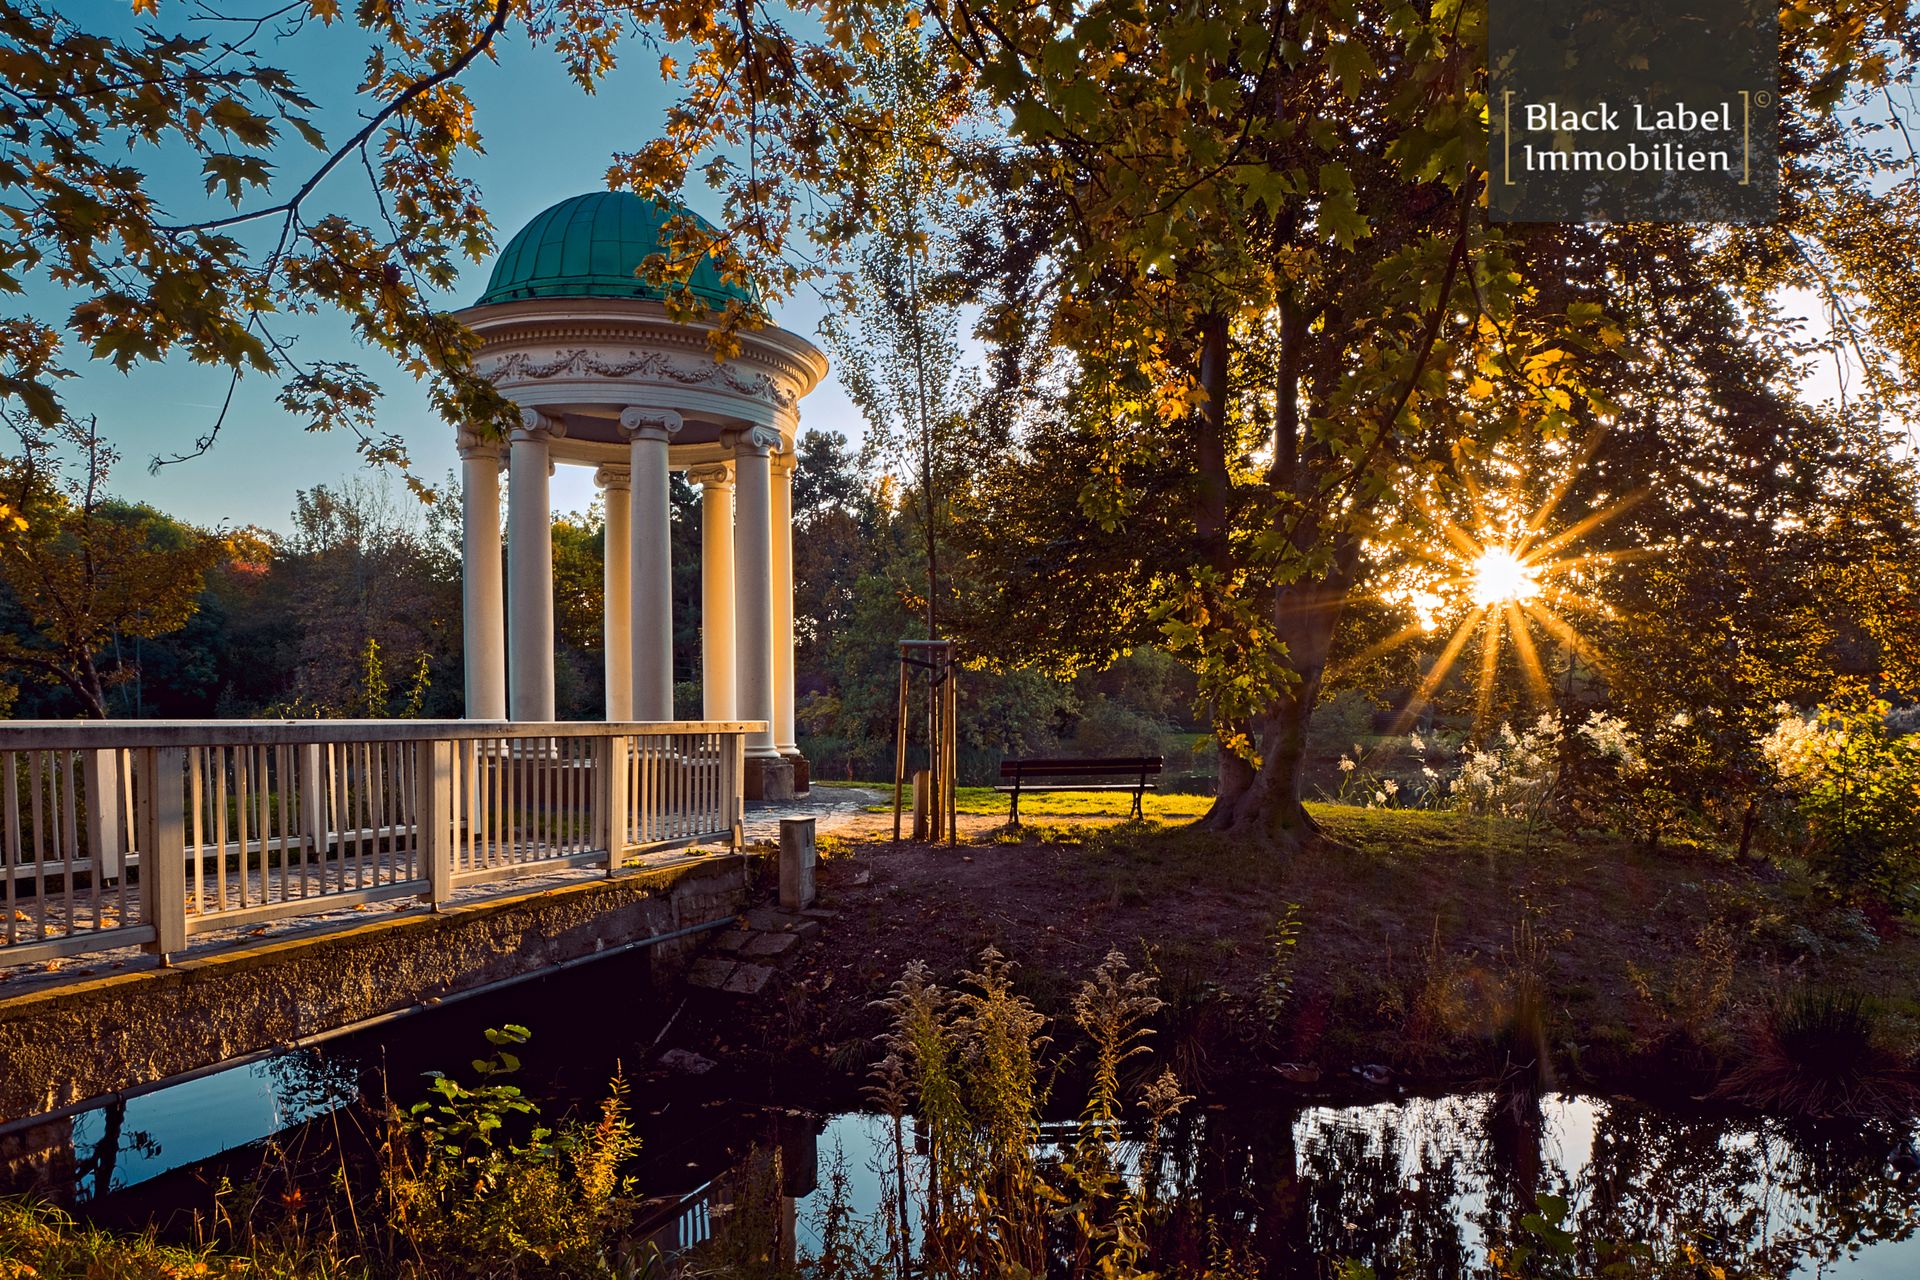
[1759,704,1835,789]
[1452,711,1643,825]
[1329,734,1441,809]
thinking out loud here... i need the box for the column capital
[687,462,735,491]
[619,407,684,442]
[769,448,798,476]
[593,464,632,492]
[509,407,567,444]
[456,429,503,461]
[722,424,783,456]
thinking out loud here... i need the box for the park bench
[996,756,1164,826]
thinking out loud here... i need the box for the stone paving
[684,902,836,996]
[740,785,888,842]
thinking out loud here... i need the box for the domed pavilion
[454,192,827,800]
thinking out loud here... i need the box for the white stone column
[728,426,781,760]
[620,407,682,721]
[770,448,799,756]
[458,432,507,720]
[688,464,737,720]
[507,409,562,721]
[595,464,633,721]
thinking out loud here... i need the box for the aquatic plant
[379,1025,651,1279]
[720,946,1199,1279]
[1718,985,1919,1120]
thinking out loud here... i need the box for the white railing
[0,720,756,966]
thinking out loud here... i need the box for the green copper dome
[475,192,755,308]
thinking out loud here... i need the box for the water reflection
[15,1041,1915,1277]
[68,1051,357,1199]
[668,1092,1918,1278]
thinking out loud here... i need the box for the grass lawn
[819,779,1216,821]
[721,802,1920,1099]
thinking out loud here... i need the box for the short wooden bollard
[779,816,817,910]
[911,769,931,841]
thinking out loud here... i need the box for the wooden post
[299,742,328,864]
[599,733,630,873]
[892,659,909,844]
[82,749,123,881]
[946,656,958,847]
[912,769,931,842]
[731,730,747,851]
[417,739,453,909]
[928,664,943,844]
[139,747,187,963]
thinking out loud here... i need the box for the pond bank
[676,806,1920,1110]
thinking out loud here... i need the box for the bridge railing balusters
[0,720,757,968]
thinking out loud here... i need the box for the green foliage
[1256,903,1303,1040]
[0,0,678,471]
[0,1199,245,1278]
[361,637,389,718]
[381,1026,648,1280]
[1764,683,1920,905]
[0,420,222,717]
[814,948,1202,1278]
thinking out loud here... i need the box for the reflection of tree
[1571,1100,1920,1277]
[1760,1118,1920,1272]
[1476,1084,1581,1273]
[1292,1101,1473,1280]
[732,1092,1920,1277]
[1137,1093,1919,1278]
[1577,1100,1780,1273]
[71,1099,160,1200]
[261,1049,359,1127]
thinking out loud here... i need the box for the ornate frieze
[482,348,798,410]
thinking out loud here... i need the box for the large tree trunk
[1202,299,1351,847]
[1204,557,1353,845]
[1189,308,1255,827]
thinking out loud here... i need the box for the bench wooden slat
[997,756,1164,825]
[999,756,1163,777]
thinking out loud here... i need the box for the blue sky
[46,3,862,532]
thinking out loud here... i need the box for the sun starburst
[1356,449,1647,730]
[1468,546,1539,608]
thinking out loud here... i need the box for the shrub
[1761,683,1920,905]
[1451,711,1642,830]
[380,1025,647,1280]
[1718,985,1918,1119]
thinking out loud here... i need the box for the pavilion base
[783,750,810,795]
[745,754,797,803]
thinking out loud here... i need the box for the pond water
[22,951,1920,1278]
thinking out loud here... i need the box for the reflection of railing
[0,720,757,966]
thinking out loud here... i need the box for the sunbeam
[1370,455,1636,729]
